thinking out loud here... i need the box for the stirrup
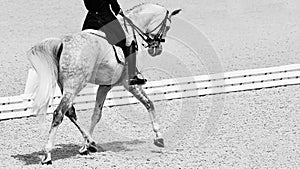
[129,76,147,85]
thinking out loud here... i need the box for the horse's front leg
[64,105,97,155]
[80,85,112,154]
[123,83,164,147]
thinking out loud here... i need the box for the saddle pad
[83,29,125,64]
[83,29,106,38]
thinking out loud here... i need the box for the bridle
[122,11,170,49]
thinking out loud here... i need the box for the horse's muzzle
[148,44,163,57]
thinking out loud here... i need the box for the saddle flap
[83,29,106,38]
[83,29,125,64]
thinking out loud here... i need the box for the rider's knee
[115,39,126,48]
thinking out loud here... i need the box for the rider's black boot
[122,42,147,85]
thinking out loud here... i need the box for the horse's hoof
[79,145,90,155]
[41,160,52,165]
[154,138,164,147]
[87,142,98,153]
[79,150,90,155]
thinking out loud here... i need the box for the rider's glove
[119,9,125,16]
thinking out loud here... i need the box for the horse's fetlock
[65,106,77,120]
[153,123,160,132]
[146,101,154,110]
[52,118,63,127]
[44,144,53,153]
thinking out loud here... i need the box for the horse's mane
[126,3,165,13]
[126,3,146,12]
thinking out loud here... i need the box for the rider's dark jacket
[82,0,126,47]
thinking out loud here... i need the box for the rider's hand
[119,9,125,16]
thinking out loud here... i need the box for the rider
[82,0,147,85]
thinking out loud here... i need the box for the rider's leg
[126,42,136,81]
[106,19,146,85]
[123,41,147,85]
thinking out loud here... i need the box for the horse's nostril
[156,47,163,55]
[147,46,163,57]
[148,47,156,56]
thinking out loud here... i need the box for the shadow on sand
[11,140,145,165]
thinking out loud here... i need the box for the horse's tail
[27,38,63,116]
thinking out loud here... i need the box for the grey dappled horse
[27,3,181,164]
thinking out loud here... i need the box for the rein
[121,11,170,48]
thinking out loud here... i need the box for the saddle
[83,29,125,65]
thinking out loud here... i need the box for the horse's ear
[170,8,182,17]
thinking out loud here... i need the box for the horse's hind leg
[123,84,164,147]
[42,92,75,165]
[57,80,78,121]
[89,85,112,135]
[56,81,99,155]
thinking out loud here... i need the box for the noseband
[122,11,170,49]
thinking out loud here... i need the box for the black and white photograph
[0,0,299,168]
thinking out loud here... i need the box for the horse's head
[145,8,182,57]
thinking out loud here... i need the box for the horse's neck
[129,14,153,31]
[124,5,166,32]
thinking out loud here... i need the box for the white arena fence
[0,64,299,121]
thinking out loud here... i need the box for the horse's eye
[150,34,156,38]
[166,26,170,32]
